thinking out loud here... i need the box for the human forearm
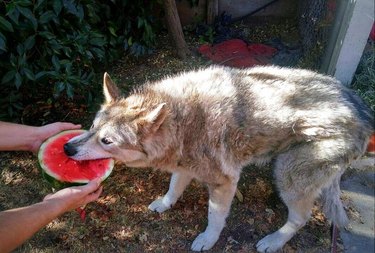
[0,121,81,152]
[0,180,102,252]
[0,201,66,253]
[0,121,38,151]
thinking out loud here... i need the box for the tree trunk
[207,0,219,25]
[163,0,190,59]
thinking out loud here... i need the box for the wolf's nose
[64,143,77,156]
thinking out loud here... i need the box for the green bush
[0,0,160,121]
[352,43,375,112]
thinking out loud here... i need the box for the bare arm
[0,120,98,252]
[0,179,102,253]
[0,121,81,152]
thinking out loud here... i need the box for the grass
[352,42,375,112]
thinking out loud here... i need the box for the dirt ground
[0,20,346,252]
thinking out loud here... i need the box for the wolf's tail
[321,171,349,227]
[342,87,374,155]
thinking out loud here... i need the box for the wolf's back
[149,65,374,157]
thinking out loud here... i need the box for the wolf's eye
[101,137,113,145]
[90,124,95,130]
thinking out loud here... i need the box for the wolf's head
[64,73,168,167]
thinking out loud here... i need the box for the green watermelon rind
[38,129,114,190]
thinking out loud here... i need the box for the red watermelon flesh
[38,130,114,187]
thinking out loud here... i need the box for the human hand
[30,122,81,153]
[43,179,103,213]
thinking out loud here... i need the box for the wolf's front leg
[191,181,237,251]
[148,172,192,213]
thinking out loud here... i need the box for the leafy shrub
[352,43,375,112]
[0,0,160,121]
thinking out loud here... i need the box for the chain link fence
[298,0,336,69]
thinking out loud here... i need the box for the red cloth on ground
[367,133,375,154]
[370,22,375,41]
[198,39,277,68]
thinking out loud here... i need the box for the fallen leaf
[236,188,244,203]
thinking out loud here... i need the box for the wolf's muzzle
[64,142,78,156]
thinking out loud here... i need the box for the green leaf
[35,71,48,80]
[14,72,22,89]
[49,39,63,53]
[39,31,55,40]
[18,53,27,66]
[39,11,56,24]
[5,3,16,14]
[90,48,104,58]
[17,6,38,30]
[86,50,94,59]
[137,17,144,28]
[17,44,25,55]
[6,4,20,25]
[108,26,117,37]
[89,37,106,47]
[64,62,72,75]
[35,0,46,9]
[0,16,14,32]
[62,46,72,57]
[53,0,63,15]
[52,55,60,71]
[23,68,35,81]
[66,83,74,98]
[0,35,6,51]
[56,82,65,93]
[12,102,23,110]
[47,70,59,78]
[1,70,16,84]
[63,0,78,16]
[10,53,17,67]
[53,81,64,98]
[24,35,35,50]
[14,0,32,7]
[60,59,70,65]
[77,4,84,21]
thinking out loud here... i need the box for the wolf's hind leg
[256,194,315,253]
[148,172,192,213]
[191,180,237,251]
[321,170,348,227]
[257,140,345,253]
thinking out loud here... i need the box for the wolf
[64,65,374,252]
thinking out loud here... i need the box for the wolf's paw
[256,232,286,253]
[148,198,172,213]
[191,231,218,251]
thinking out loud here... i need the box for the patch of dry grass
[1,152,333,252]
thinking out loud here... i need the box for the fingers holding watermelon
[31,122,82,153]
[38,129,113,213]
[43,178,103,213]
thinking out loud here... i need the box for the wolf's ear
[103,72,120,103]
[140,103,168,133]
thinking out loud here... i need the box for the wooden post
[207,0,219,25]
[163,0,190,59]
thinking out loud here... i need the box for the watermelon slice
[38,129,114,189]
